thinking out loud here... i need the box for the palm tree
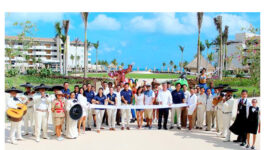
[162,62,166,72]
[93,41,99,72]
[197,12,204,74]
[32,57,37,69]
[76,55,80,71]
[207,52,214,66]
[214,16,223,79]
[183,60,188,69]
[173,65,177,72]
[205,40,212,71]
[62,20,70,76]
[81,12,89,77]
[169,60,174,72]
[111,59,118,70]
[55,22,63,75]
[121,62,124,69]
[223,25,229,71]
[179,45,184,73]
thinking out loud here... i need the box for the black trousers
[116,109,121,124]
[237,133,247,143]
[158,108,169,128]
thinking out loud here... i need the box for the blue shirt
[205,88,215,96]
[84,90,95,103]
[120,89,132,104]
[93,94,107,110]
[107,93,117,105]
[171,90,185,104]
[61,89,70,98]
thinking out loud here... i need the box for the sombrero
[20,82,34,88]
[5,87,23,93]
[214,84,229,89]
[221,87,238,93]
[34,84,51,91]
[49,85,64,91]
[69,104,83,120]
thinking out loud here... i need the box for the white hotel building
[5,35,93,71]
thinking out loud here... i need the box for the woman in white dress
[65,92,79,139]
[135,87,145,129]
[196,87,207,129]
[187,88,197,130]
[78,88,89,134]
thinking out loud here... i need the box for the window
[54,44,57,46]
[18,43,22,45]
[45,44,51,48]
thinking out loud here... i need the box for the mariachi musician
[219,87,238,142]
[212,84,229,136]
[32,84,52,142]
[6,87,26,145]
[20,82,35,136]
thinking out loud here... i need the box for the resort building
[4,35,95,71]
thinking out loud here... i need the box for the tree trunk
[219,32,223,80]
[84,27,88,77]
[197,31,201,74]
[96,48,98,73]
[225,44,227,71]
[64,36,68,76]
[206,48,208,72]
[181,52,183,73]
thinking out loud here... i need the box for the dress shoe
[158,127,162,130]
[233,140,240,143]
[121,127,124,130]
[169,126,174,129]
[163,127,168,130]
[126,127,130,130]
[240,143,246,147]
[177,127,181,130]
[251,146,255,149]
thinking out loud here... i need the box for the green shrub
[39,68,53,78]
[6,68,20,77]
[26,68,38,75]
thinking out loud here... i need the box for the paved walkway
[5,120,260,150]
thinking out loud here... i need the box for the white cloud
[5,12,64,26]
[120,41,127,47]
[129,12,213,35]
[87,14,121,30]
[129,12,251,35]
[220,14,251,35]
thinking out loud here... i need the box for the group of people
[5,76,260,149]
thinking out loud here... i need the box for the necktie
[73,100,78,103]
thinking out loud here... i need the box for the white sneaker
[35,138,40,142]
[11,140,18,145]
[17,137,24,141]
[43,136,50,139]
[56,136,64,141]
[224,139,230,142]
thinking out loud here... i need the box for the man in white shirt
[219,87,238,142]
[32,84,52,142]
[6,87,26,145]
[102,81,110,126]
[182,84,190,128]
[20,82,35,136]
[196,87,207,129]
[206,88,215,131]
[115,85,122,126]
[157,83,173,130]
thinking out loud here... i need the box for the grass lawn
[5,75,259,98]
[85,73,196,79]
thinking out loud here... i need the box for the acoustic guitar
[6,104,27,122]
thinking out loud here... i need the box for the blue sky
[5,12,260,70]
